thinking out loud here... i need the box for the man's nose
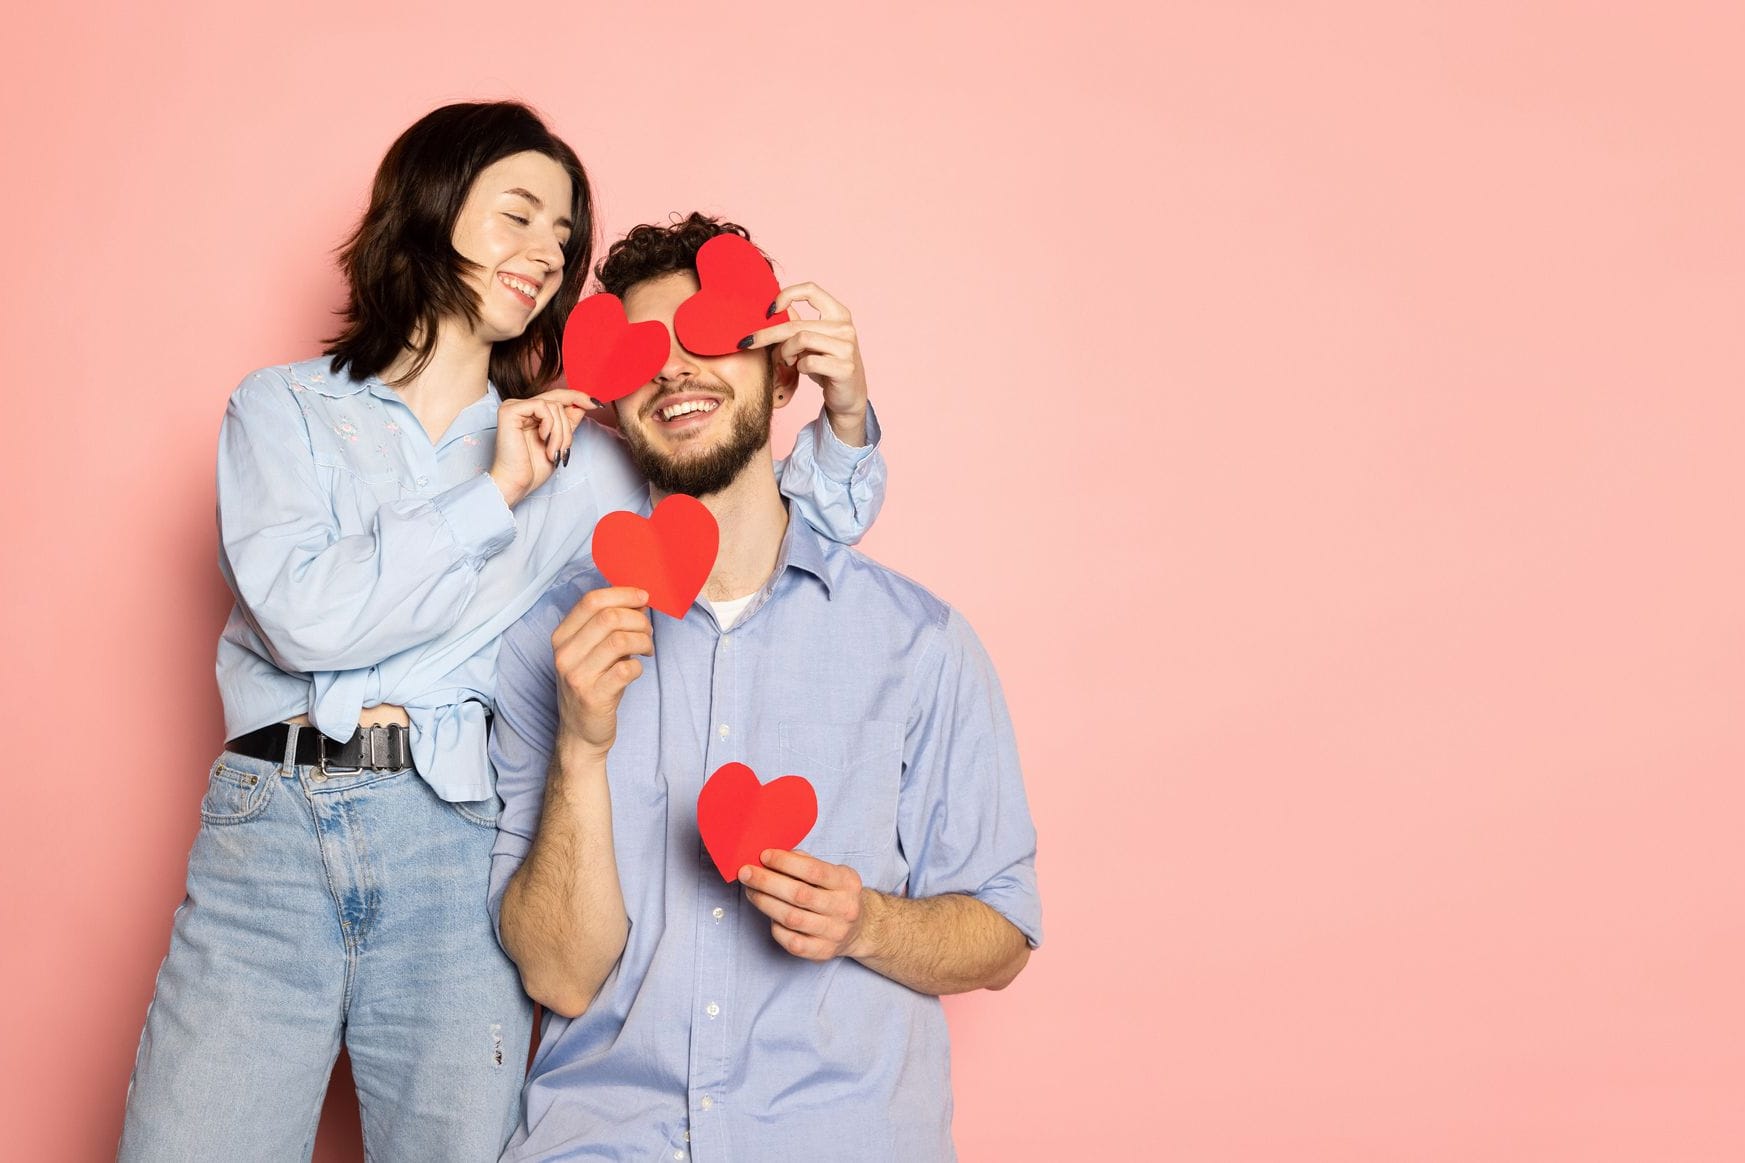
[653,330,698,383]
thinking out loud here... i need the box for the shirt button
[701,1095,714,1111]
[674,1153,685,1161]
[705,1002,720,1018]
[717,724,730,739]
[711,907,724,921]
[416,475,429,487]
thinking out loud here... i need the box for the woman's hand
[489,389,594,507]
[740,283,870,447]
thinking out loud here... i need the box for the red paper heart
[562,293,670,402]
[698,762,818,882]
[673,234,793,356]
[591,494,719,618]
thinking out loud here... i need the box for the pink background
[3,2,1742,1159]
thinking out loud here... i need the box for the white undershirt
[707,593,756,631]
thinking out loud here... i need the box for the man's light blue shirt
[213,357,884,801]
[489,512,1042,1161]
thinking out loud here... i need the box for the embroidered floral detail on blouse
[335,419,360,443]
[384,419,402,435]
[308,372,326,383]
[463,434,482,447]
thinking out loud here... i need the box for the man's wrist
[846,887,887,962]
[554,732,613,777]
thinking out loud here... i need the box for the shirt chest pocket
[312,457,405,516]
[778,720,904,858]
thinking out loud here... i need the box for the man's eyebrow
[506,187,573,233]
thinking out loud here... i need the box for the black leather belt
[227,722,413,772]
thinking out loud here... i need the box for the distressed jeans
[119,733,533,1161]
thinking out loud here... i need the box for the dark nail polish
[563,448,572,467]
[766,301,778,317]
[737,335,754,350]
[588,396,602,407]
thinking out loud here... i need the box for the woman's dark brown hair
[325,101,593,399]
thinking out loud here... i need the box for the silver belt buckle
[317,724,408,775]
[316,732,362,777]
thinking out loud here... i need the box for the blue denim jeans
[119,735,533,1161]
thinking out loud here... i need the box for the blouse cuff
[812,402,883,485]
[432,473,517,563]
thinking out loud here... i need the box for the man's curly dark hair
[595,212,771,297]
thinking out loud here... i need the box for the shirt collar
[288,358,370,398]
[771,509,836,599]
[289,358,503,412]
[680,498,839,622]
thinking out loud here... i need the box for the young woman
[118,101,883,1161]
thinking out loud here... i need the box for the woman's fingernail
[563,448,571,467]
[737,335,754,350]
[588,396,602,407]
[766,301,778,317]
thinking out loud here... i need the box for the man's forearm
[849,891,1031,995]
[499,743,628,1018]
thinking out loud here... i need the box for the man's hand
[738,849,879,962]
[551,585,652,758]
[740,283,869,447]
[740,849,1032,993]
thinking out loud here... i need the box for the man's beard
[621,372,774,498]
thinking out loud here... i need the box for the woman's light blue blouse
[213,358,884,801]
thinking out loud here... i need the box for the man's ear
[772,361,799,410]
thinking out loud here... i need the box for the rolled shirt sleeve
[897,608,1043,947]
[485,596,566,944]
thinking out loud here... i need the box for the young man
[489,215,1041,1160]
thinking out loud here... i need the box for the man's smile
[646,391,726,433]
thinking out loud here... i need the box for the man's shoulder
[504,565,609,662]
[817,539,955,634]
[812,539,1005,683]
